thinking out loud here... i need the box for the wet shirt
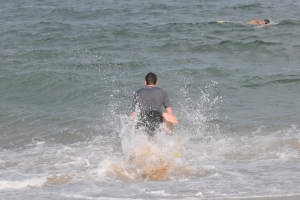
[132,86,171,113]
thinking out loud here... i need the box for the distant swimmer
[249,19,270,25]
[131,72,178,136]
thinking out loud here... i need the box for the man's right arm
[162,91,178,124]
[165,107,173,115]
[162,107,178,124]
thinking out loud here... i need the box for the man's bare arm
[131,111,136,117]
[162,107,178,124]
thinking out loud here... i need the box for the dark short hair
[145,72,157,85]
[264,19,270,24]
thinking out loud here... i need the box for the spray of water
[97,70,300,183]
[99,73,225,181]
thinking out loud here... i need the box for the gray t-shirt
[132,86,172,113]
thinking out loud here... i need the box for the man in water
[131,72,178,136]
[249,19,270,25]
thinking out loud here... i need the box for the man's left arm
[131,111,136,116]
[131,92,138,117]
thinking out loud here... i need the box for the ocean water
[1,0,300,199]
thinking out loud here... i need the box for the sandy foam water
[1,111,300,199]
[100,116,190,181]
[0,178,46,190]
[0,125,299,199]
[0,136,115,191]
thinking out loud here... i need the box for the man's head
[264,19,270,24]
[145,72,157,85]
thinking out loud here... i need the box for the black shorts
[136,111,163,135]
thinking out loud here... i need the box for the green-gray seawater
[1,0,300,199]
